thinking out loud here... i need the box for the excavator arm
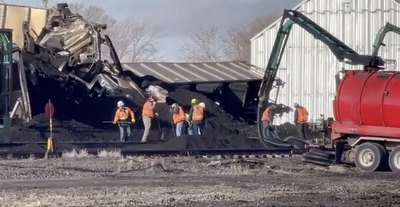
[372,22,400,56]
[257,10,385,145]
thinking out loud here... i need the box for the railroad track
[0,148,308,159]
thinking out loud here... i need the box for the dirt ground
[0,153,399,207]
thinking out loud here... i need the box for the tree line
[36,1,276,62]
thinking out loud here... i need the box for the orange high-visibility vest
[142,101,154,118]
[173,107,185,124]
[261,108,271,122]
[114,107,135,122]
[192,105,204,121]
[297,108,308,123]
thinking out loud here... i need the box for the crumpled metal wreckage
[11,3,168,122]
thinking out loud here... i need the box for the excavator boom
[257,10,385,146]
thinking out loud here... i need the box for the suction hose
[257,106,292,149]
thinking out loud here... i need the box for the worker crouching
[113,101,136,141]
[261,104,279,140]
[141,97,157,142]
[171,103,185,137]
[294,103,309,140]
[188,99,205,135]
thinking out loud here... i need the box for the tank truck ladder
[257,9,385,149]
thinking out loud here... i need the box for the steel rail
[0,148,308,159]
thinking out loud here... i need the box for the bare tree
[112,18,164,62]
[36,0,49,8]
[67,3,116,27]
[33,1,164,62]
[221,16,276,62]
[181,25,224,62]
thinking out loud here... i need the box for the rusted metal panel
[0,4,49,46]
[122,61,262,84]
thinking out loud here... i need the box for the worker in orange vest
[171,103,186,137]
[188,99,205,135]
[113,101,136,141]
[294,103,309,140]
[141,97,157,142]
[261,104,279,140]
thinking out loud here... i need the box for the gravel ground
[0,155,399,206]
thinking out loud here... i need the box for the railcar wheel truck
[257,9,400,172]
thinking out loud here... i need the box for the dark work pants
[296,123,308,140]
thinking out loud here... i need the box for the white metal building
[251,0,400,124]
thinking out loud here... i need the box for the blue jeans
[118,123,131,141]
[188,124,201,135]
[192,123,204,135]
[176,122,184,137]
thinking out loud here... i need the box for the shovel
[155,116,165,140]
[170,111,176,138]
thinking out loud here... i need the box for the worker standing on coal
[171,103,185,137]
[113,101,136,141]
[294,103,309,140]
[141,97,157,142]
[188,99,205,135]
[261,104,278,139]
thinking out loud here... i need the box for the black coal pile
[10,73,316,150]
[10,79,262,149]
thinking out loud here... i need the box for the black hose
[257,106,292,148]
[257,106,263,142]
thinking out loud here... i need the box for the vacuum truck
[257,9,400,172]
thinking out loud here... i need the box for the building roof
[122,61,262,84]
[250,0,310,41]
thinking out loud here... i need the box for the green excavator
[0,29,13,143]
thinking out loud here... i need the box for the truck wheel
[389,146,400,172]
[355,142,385,172]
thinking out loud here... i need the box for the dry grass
[61,149,90,158]
[97,149,122,158]
[62,149,122,159]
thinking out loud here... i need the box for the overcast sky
[10,0,301,61]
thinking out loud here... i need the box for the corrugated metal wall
[251,0,400,124]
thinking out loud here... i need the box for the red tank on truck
[256,10,400,172]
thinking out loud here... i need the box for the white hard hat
[117,101,124,107]
[199,102,205,108]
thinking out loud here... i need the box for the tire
[302,156,333,166]
[355,142,385,172]
[376,143,389,171]
[284,136,308,149]
[389,146,400,172]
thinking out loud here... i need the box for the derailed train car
[1,3,275,142]
[1,3,168,141]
